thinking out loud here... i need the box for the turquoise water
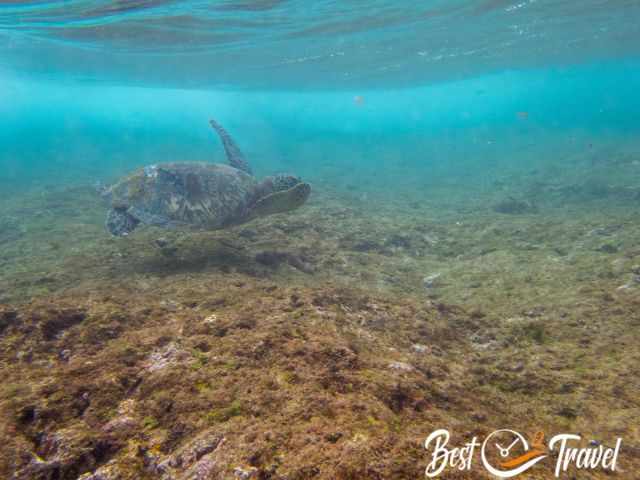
[1,1,639,195]
[2,63,640,191]
[2,1,640,88]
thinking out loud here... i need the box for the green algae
[142,416,159,430]
[205,400,243,424]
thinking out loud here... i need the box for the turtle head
[106,204,140,237]
[248,174,311,220]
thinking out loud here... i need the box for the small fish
[353,95,365,106]
[516,111,529,119]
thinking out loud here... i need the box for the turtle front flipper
[209,119,253,175]
[249,182,311,220]
[105,206,140,237]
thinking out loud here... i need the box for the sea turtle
[103,119,311,237]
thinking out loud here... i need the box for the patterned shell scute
[109,163,257,229]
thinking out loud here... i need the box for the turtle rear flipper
[250,182,311,219]
[106,207,140,237]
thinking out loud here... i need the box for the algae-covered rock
[0,308,18,334]
[143,430,224,479]
[17,426,119,480]
[492,196,537,214]
[144,343,189,373]
[40,309,87,340]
